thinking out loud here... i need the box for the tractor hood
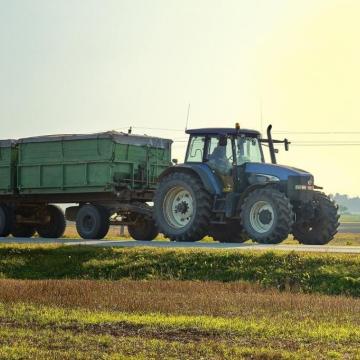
[245,163,313,182]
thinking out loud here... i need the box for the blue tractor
[154,124,339,244]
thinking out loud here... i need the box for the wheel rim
[163,186,194,229]
[249,201,275,233]
[83,214,95,232]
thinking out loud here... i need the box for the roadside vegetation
[0,279,359,359]
[0,245,359,296]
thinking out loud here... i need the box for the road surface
[0,237,360,254]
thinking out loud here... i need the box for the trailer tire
[241,188,294,244]
[154,172,212,242]
[96,206,110,240]
[0,205,13,237]
[11,224,36,238]
[292,192,339,245]
[210,221,248,243]
[128,214,159,240]
[37,205,66,239]
[76,204,109,240]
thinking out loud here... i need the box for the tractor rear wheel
[37,205,66,238]
[154,172,212,242]
[241,188,294,244]
[210,221,248,243]
[292,192,339,245]
[76,204,110,240]
[128,214,159,240]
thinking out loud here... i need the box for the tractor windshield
[236,136,263,165]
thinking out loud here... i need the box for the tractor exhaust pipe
[267,125,277,164]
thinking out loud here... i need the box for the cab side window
[206,136,233,175]
[185,136,205,162]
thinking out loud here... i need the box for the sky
[1,0,360,195]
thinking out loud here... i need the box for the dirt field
[0,279,358,359]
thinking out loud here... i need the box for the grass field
[0,279,359,359]
[2,233,360,358]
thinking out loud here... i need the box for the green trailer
[0,140,17,195]
[0,131,172,240]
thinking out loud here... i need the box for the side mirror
[172,158,178,165]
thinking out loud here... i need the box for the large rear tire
[128,214,159,240]
[210,221,248,243]
[154,172,212,242]
[292,192,339,245]
[37,205,66,238]
[241,188,294,244]
[76,204,110,240]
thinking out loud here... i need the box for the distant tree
[338,205,348,214]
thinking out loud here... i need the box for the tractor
[154,124,339,244]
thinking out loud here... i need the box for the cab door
[205,135,235,192]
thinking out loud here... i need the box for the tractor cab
[184,126,265,192]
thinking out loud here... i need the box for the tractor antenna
[185,103,191,131]
[259,97,264,134]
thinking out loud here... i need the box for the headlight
[250,174,280,184]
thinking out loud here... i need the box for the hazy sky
[1,0,360,195]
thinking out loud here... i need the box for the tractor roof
[185,128,261,137]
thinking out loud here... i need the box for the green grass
[0,245,359,296]
[0,301,358,359]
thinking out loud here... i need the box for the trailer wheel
[76,204,109,240]
[241,188,294,244]
[292,192,339,245]
[37,205,66,239]
[0,205,13,237]
[210,221,248,243]
[154,172,212,242]
[128,214,159,240]
[96,206,110,240]
[11,224,36,238]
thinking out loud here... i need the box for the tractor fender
[236,182,281,214]
[158,164,222,195]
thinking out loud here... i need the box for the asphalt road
[1,237,360,254]
[0,222,359,254]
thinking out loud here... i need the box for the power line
[274,131,360,135]
[292,143,360,147]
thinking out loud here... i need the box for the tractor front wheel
[154,172,212,242]
[241,188,294,244]
[292,192,339,245]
